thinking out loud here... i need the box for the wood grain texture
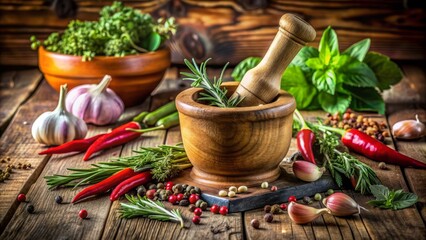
[0,0,424,66]
[386,106,426,223]
[0,69,42,134]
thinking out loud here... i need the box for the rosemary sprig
[44,144,191,189]
[316,129,381,194]
[120,194,184,227]
[180,58,243,108]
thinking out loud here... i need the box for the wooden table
[0,67,425,240]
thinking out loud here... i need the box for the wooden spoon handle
[233,14,316,106]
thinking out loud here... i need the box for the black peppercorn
[26,204,35,214]
[55,195,63,204]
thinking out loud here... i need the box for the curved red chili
[294,110,316,164]
[297,129,316,164]
[109,171,152,201]
[39,133,105,155]
[83,122,141,161]
[72,168,138,203]
[322,126,426,169]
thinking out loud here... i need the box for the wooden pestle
[232,14,316,106]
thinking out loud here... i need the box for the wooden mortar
[176,82,296,187]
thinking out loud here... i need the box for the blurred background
[0,0,425,104]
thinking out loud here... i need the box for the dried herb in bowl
[30,1,176,61]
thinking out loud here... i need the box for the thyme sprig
[316,129,381,194]
[44,144,191,189]
[120,195,184,227]
[181,58,243,108]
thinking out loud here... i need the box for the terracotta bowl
[176,82,296,188]
[38,46,171,107]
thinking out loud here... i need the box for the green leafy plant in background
[368,185,418,210]
[30,1,176,61]
[232,26,403,114]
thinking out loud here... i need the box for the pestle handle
[232,14,316,106]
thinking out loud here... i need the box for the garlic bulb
[292,160,325,182]
[32,85,87,146]
[287,202,330,224]
[323,192,366,217]
[392,115,426,140]
[66,75,124,125]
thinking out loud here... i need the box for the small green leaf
[292,46,319,72]
[313,69,337,95]
[231,57,261,81]
[364,52,403,91]
[337,58,377,87]
[281,66,317,109]
[318,87,351,113]
[343,39,371,61]
[319,26,339,65]
[369,185,389,200]
[346,86,385,114]
[391,192,418,210]
[305,57,324,70]
[146,32,161,51]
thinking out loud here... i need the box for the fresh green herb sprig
[31,1,176,61]
[368,185,418,210]
[314,126,381,194]
[44,144,190,189]
[232,26,403,114]
[120,194,184,227]
[181,58,243,108]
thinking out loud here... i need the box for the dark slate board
[173,168,337,213]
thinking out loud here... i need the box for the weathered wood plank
[1,0,424,66]
[244,111,426,240]
[0,69,42,135]
[386,106,426,223]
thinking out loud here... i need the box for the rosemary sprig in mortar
[181,58,243,108]
[120,194,184,227]
[44,144,191,189]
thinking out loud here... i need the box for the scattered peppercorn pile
[0,157,32,182]
[323,110,389,142]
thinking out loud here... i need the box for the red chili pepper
[297,129,316,164]
[109,171,152,201]
[323,126,426,169]
[38,134,105,155]
[72,168,138,203]
[294,110,316,164]
[83,122,141,161]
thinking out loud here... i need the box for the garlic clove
[287,202,330,224]
[322,192,366,217]
[392,114,426,140]
[292,160,325,182]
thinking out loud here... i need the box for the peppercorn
[173,184,183,194]
[186,185,194,192]
[326,189,334,196]
[314,193,322,201]
[228,191,236,198]
[55,195,63,204]
[264,213,273,223]
[218,190,228,197]
[17,194,26,202]
[179,199,190,206]
[264,205,271,213]
[200,201,208,210]
[229,186,237,193]
[190,189,197,194]
[270,186,278,192]
[260,182,269,189]
[251,219,260,229]
[148,184,157,190]
[303,196,313,204]
[237,186,248,193]
[26,204,35,214]
[280,203,287,211]
[194,187,201,194]
[188,204,196,212]
[156,182,165,189]
[271,204,281,214]
[136,185,147,196]
[378,162,387,170]
[195,199,204,208]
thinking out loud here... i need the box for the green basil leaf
[369,185,389,201]
[146,32,161,51]
[305,57,324,70]
[346,86,385,114]
[331,55,350,69]
[292,46,319,72]
[318,87,351,113]
[313,69,337,95]
[319,26,339,65]
[342,38,371,61]
[364,52,403,91]
[281,66,317,109]
[231,57,261,81]
[337,58,377,87]
[391,191,418,210]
